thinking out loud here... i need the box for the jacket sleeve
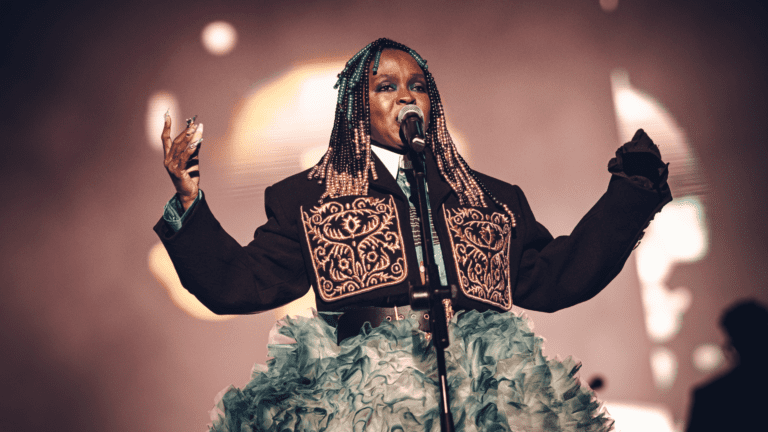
[153,186,309,314]
[512,130,672,312]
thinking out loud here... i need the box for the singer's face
[368,49,430,152]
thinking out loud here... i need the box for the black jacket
[155,142,671,315]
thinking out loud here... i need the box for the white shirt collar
[370,145,403,179]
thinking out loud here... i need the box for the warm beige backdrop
[2,0,767,430]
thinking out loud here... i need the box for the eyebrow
[372,73,426,81]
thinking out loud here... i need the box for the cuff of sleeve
[162,190,203,232]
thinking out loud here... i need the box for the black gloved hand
[608,129,669,189]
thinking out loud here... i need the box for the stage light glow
[692,343,724,372]
[645,197,708,264]
[642,284,692,344]
[148,242,234,321]
[611,70,710,390]
[301,145,329,170]
[220,61,470,195]
[600,0,619,13]
[650,347,678,391]
[611,70,707,198]
[220,61,345,193]
[145,91,180,151]
[635,196,706,342]
[614,89,659,123]
[603,401,675,432]
[201,21,237,56]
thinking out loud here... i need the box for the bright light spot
[642,286,692,343]
[201,21,237,56]
[148,242,234,321]
[643,198,708,265]
[146,91,180,151]
[636,197,708,281]
[635,196,706,343]
[650,347,678,390]
[600,0,619,13]
[614,88,660,123]
[603,401,675,432]
[692,343,724,372]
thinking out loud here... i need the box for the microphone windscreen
[397,105,424,123]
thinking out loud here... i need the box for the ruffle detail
[210,310,614,432]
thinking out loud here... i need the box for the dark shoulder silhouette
[686,299,768,432]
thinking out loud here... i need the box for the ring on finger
[188,138,203,150]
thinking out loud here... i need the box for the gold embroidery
[443,299,454,321]
[442,206,513,310]
[302,196,408,302]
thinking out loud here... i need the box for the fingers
[170,115,199,150]
[161,109,172,155]
[188,122,204,152]
[168,122,203,162]
[162,110,204,160]
[174,119,196,147]
[178,122,203,162]
[166,120,203,180]
[162,111,200,157]
[631,128,646,142]
[186,124,203,180]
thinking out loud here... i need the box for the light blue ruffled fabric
[210,310,614,432]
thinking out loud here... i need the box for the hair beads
[308,38,514,224]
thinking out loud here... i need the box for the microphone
[398,105,426,152]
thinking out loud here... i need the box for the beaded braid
[307,38,516,226]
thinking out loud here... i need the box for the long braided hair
[308,38,515,223]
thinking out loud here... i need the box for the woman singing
[156,38,671,431]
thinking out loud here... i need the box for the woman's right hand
[162,113,204,211]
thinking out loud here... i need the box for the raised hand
[608,128,669,189]
[162,112,203,210]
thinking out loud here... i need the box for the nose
[397,87,416,105]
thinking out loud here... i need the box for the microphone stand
[406,148,456,432]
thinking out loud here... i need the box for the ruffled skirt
[210,310,614,432]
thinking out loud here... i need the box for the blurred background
[2,0,767,430]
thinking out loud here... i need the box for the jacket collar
[369,151,406,199]
[423,147,454,209]
[367,146,455,208]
